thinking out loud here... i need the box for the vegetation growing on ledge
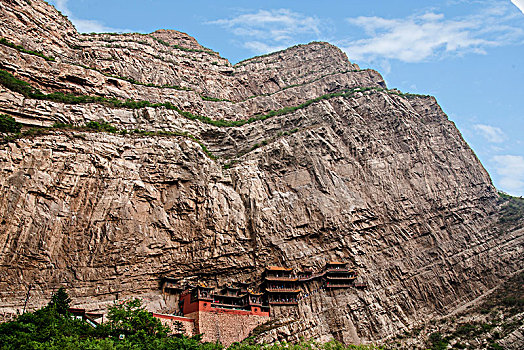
[201,95,231,102]
[387,89,432,99]
[0,69,428,131]
[497,192,524,226]
[0,114,22,134]
[1,118,217,160]
[0,37,56,62]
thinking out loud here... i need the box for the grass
[0,68,430,133]
[0,37,55,62]
[1,120,217,160]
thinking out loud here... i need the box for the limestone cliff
[0,0,523,346]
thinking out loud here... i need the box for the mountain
[0,0,522,346]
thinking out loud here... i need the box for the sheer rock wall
[0,0,523,344]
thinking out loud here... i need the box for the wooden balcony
[325,283,353,288]
[269,301,298,305]
[265,288,301,293]
[325,276,357,281]
[325,268,355,274]
[264,277,298,282]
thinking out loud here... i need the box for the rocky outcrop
[0,0,523,346]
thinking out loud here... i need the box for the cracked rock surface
[0,0,522,346]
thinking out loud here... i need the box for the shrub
[428,332,448,350]
[85,121,118,133]
[0,70,41,97]
[0,114,22,133]
[0,37,55,61]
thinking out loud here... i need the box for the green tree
[47,287,72,315]
[105,298,169,340]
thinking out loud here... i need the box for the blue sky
[49,0,524,196]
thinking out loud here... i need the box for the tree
[106,298,170,340]
[47,287,72,315]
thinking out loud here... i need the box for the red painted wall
[179,292,269,317]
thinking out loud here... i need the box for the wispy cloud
[493,155,524,195]
[473,124,506,143]
[208,9,322,54]
[52,0,128,33]
[340,4,524,64]
[511,0,524,14]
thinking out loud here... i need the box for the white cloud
[52,0,128,33]
[493,155,524,195]
[473,124,506,143]
[341,4,524,64]
[511,0,524,14]
[208,9,322,54]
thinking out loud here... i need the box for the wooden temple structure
[324,262,358,288]
[157,262,364,344]
[262,266,301,305]
[161,261,362,316]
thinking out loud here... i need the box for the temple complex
[156,262,362,345]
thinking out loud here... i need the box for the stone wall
[153,313,196,337]
[187,310,270,346]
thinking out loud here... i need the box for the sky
[48,0,524,196]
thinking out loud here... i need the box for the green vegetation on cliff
[0,114,22,134]
[0,69,429,131]
[0,37,55,62]
[384,272,524,350]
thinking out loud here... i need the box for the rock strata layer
[0,0,523,346]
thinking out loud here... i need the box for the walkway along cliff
[0,0,523,345]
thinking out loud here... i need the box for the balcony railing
[265,288,301,293]
[265,277,298,282]
[325,268,354,274]
[325,276,357,280]
[269,301,298,305]
[325,284,353,288]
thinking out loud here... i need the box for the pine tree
[47,287,71,315]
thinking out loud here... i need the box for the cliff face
[0,0,523,345]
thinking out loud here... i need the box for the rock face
[0,0,523,345]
